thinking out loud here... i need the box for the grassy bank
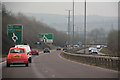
[100,47,118,56]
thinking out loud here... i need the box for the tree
[88,28,107,44]
[107,30,118,54]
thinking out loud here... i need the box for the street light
[72,0,75,44]
[67,10,71,44]
[84,0,87,54]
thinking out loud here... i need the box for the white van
[15,44,32,63]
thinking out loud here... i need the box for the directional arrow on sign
[39,33,53,43]
[41,35,48,43]
[12,33,18,43]
[8,24,23,43]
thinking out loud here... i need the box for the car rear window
[10,49,25,53]
[92,49,97,52]
[44,48,49,50]
[32,49,37,50]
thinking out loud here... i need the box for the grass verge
[100,47,118,56]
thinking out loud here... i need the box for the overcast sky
[3,1,118,17]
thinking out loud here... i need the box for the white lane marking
[58,53,118,73]
[31,56,45,78]
[45,70,48,73]
[32,50,56,78]
[51,74,55,78]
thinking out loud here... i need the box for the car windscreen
[32,49,37,50]
[44,48,49,50]
[10,49,25,53]
[92,49,97,52]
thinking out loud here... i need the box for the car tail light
[7,54,11,59]
[23,56,25,59]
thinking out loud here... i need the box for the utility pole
[84,0,87,54]
[111,23,114,30]
[72,0,75,45]
[66,10,71,44]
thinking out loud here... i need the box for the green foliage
[100,47,118,56]
[107,30,119,55]
[100,47,111,55]
[88,28,107,44]
[2,4,15,55]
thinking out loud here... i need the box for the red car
[6,47,29,67]
[31,49,39,55]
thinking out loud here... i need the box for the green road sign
[39,33,53,43]
[8,24,23,43]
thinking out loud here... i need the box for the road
[2,51,118,78]
[77,47,105,55]
[76,48,90,54]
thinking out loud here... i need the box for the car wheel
[25,63,29,67]
[29,58,32,63]
[6,63,10,67]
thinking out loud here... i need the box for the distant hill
[25,13,118,32]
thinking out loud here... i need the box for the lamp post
[66,10,71,44]
[72,0,75,45]
[84,0,87,54]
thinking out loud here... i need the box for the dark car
[63,47,67,51]
[56,47,61,51]
[43,48,50,53]
[31,49,39,55]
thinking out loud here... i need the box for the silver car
[90,48,98,54]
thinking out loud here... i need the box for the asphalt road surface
[2,51,118,78]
